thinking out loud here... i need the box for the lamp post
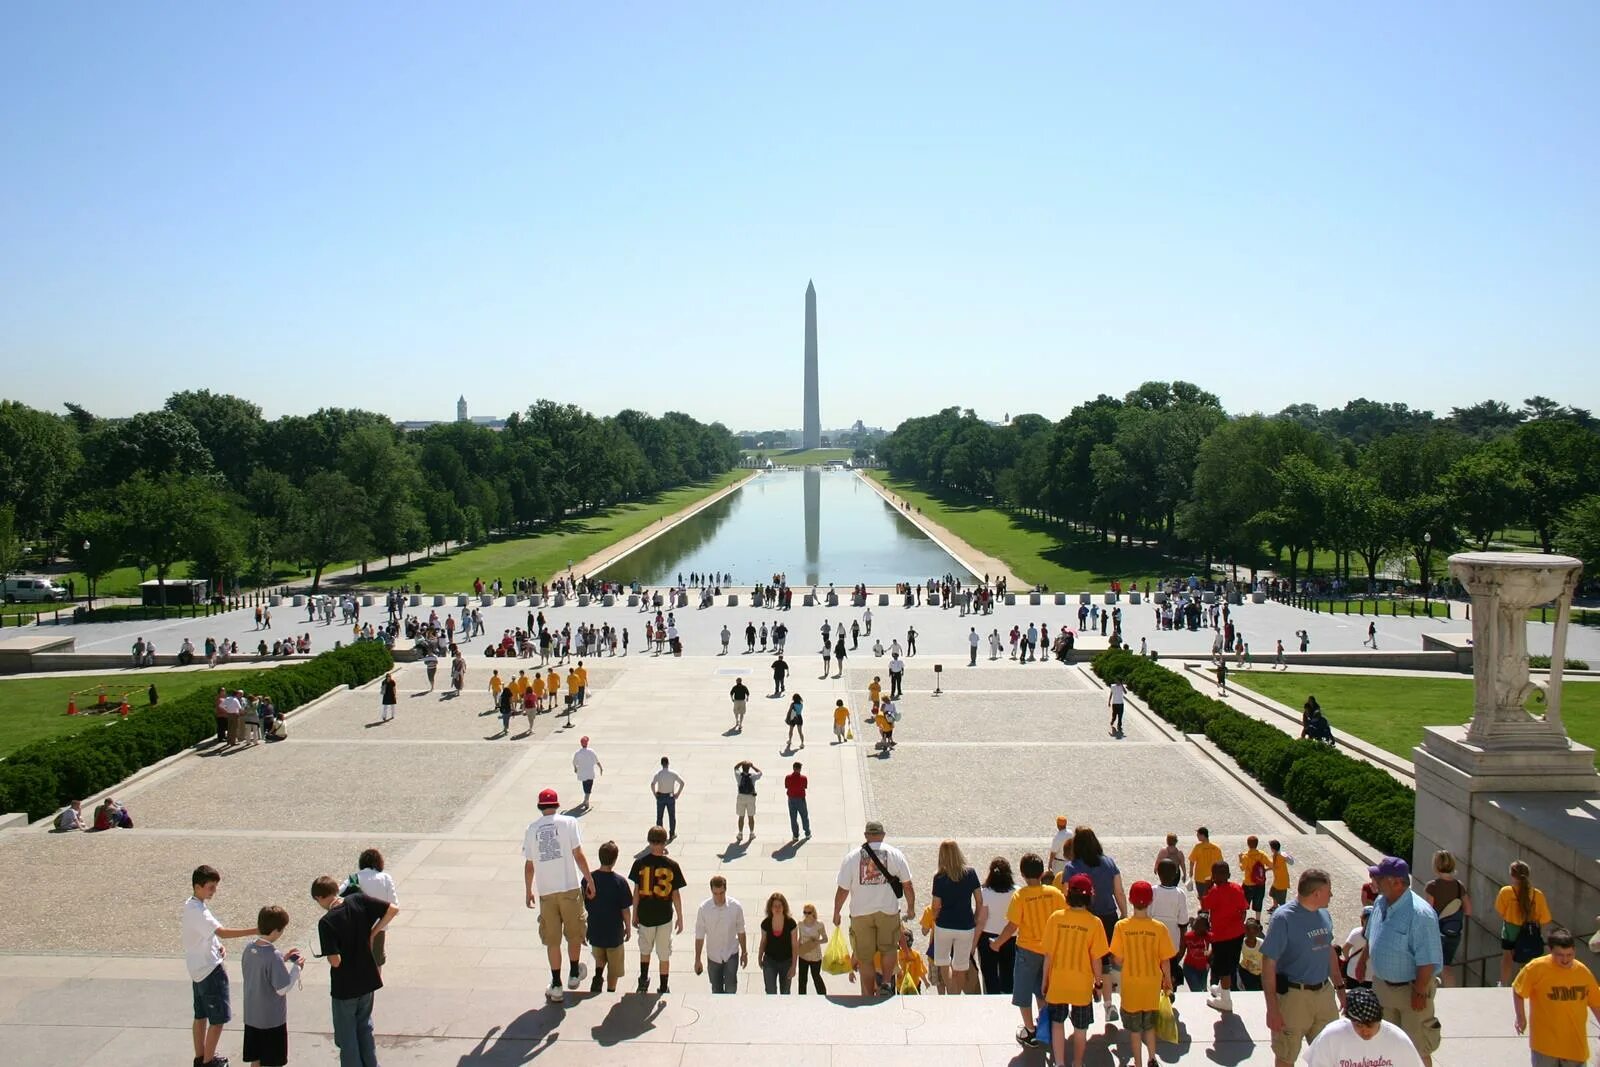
[1423,531,1433,614]
[83,540,92,609]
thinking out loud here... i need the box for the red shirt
[1182,929,1210,970]
[784,772,807,798]
[1202,881,1248,941]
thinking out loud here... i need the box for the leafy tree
[0,505,21,583]
[1443,443,1526,550]
[164,390,266,487]
[1349,486,1404,589]
[62,507,125,605]
[1556,495,1600,575]
[119,473,224,606]
[0,401,80,539]
[1512,419,1600,552]
[285,472,371,591]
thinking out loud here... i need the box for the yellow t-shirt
[1110,915,1175,1013]
[834,704,849,727]
[547,671,561,693]
[1512,956,1600,1063]
[868,681,882,703]
[531,674,545,697]
[875,711,891,733]
[1042,907,1108,1006]
[1190,841,1222,880]
[566,670,578,693]
[1496,885,1553,926]
[509,676,526,699]
[1270,853,1290,892]
[489,675,503,696]
[574,666,588,688]
[1006,883,1066,955]
[1239,849,1270,887]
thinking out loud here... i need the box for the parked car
[2,576,69,603]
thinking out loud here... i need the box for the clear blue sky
[2,3,1596,428]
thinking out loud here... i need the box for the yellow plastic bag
[1155,990,1179,1044]
[897,968,921,994]
[822,925,853,975]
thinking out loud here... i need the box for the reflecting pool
[600,470,973,586]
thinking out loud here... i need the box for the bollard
[118,699,129,718]
[67,698,77,716]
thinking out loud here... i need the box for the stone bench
[409,594,421,607]
[825,592,838,607]
[1054,592,1067,605]
[803,593,817,607]
[1079,593,1092,605]
[1154,591,1168,605]
[553,595,567,607]
[1202,591,1217,604]
[603,594,616,607]
[1251,591,1266,604]
[627,594,639,607]
[1004,594,1016,606]
[1029,592,1041,606]
[291,595,305,606]
[1129,591,1142,605]
[269,595,283,607]
[500,596,516,607]
[878,593,889,606]
[726,594,739,607]
[578,594,590,607]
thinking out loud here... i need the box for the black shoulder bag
[861,844,904,899]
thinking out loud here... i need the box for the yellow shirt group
[1110,915,1175,1013]
[531,674,545,697]
[1512,955,1600,1063]
[1496,885,1553,927]
[1190,840,1223,880]
[489,674,503,697]
[834,703,849,727]
[1006,883,1066,955]
[868,680,882,704]
[574,665,588,690]
[1270,852,1291,892]
[547,670,560,693]
[1042,907,1109,1006]
[1238,848,1270,887]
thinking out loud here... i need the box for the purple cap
[1368,856,1410,880]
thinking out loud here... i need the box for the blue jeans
[331,992,377,1067]
[707,955,738,993]
[655,794,676,835]
[787,797,810,838]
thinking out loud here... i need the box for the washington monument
[802,280,820,449]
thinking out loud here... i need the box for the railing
[1264,590,1455,620]
[0,588,281,628]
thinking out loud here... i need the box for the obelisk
[802,280,820,449]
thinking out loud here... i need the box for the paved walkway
[0,632,1435,1064]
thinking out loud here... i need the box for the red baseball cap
[537,788,559,808]
[1129,880,1154,908]
[1067,874,1094,896]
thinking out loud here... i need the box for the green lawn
[0,669,261,758]
[744,448,855,466]
[1230,672,1600,767]
[865,473,1174,589]
[363,471,750,592]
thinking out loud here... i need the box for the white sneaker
[1208,983,1220,999]
[1206,993,1232,1013]
[1106,1004,1120,1023]
[546,982,565,1003]
[566,962,587,990]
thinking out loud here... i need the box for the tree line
[879,386,1600,589]
[0,393,740,595]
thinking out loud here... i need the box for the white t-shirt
[651,768,683,795]
[182,896,224,982]
[522,813,583,896]
[1109,683,1127,704]
[1149,885,1190,957]
[969,631,980,647]
[980,887,1013,935]
[1303,1019,1422,1067]
[837,841,912,917]
[355,868,398,904]
[573,748,600,781]
[1048,828,1073,871]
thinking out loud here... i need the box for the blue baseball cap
[1368,856,1410,880]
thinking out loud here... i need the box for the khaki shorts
[1270,982,1338,1063]
[1374,978,1442,1055]
[638,921,674,960]
[850,911,901,963]
[736,794,757,818]
[733,699,747,717]
[537,888,586,947]
[591,944,625,977]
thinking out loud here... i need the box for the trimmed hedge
[1094,649,1414,861]
[0,641,392,821]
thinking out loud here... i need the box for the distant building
[457,396,469,422]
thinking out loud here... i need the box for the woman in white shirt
[975,856,1016,996]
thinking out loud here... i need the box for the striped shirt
[1367,889,1443,983]
[1006,884,1066,955]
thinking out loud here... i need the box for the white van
[2,576,68,603]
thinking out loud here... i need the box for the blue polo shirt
[1367,889,1443,983]
[1260,899,1334,986]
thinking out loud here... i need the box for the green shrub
[0,642,391,821]
[1528,655,1589,670]
[1093,648,1415,862]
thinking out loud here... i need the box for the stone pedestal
[1129,591,1142,605]
[1412,552,1598,976]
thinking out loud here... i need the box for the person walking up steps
[833,820,916,996]
[1107,681,1126,736]
[1261,867,1345,1067]
[785,693,806,751]
[650,757,684,839]
[1111,881,1176,1067]
[522,788,595,1004]
[734,760,762,840]
[694,876,747,994]
[629,825,687,994]
[832,700,850,743]
[888,652,905,699]
[772,654,789,696]
[1511,925,1600,1067]
[729,677,750,732]
[573,737,602,810]
[907,625,918,656]
[969,627,980,666]
[992,853,1064,1048]
[785,761,811,841]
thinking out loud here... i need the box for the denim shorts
[1011,947,1044,1008]
[1046,1002,1095,1030]
[191,963,231,1025]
